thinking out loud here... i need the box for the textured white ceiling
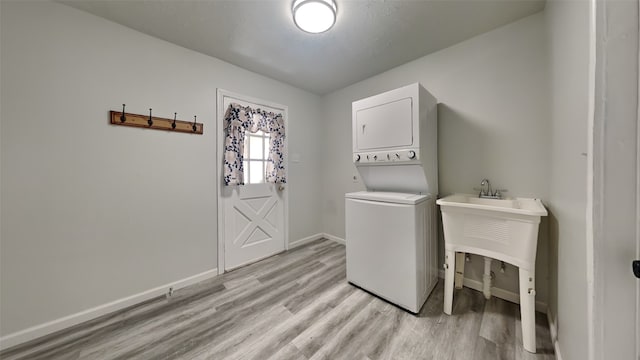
[59,0,545,94]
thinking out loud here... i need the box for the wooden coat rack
[110,105,203,134]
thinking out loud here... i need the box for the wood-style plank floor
[0,239,555,360]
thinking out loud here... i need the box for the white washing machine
[345,191,438,313]
[346,83,439,313]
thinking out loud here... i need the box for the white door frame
[636,2,640,352]
[587,0,640,358]
[216,89,289,275]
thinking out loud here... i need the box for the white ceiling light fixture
[292,0,337,34]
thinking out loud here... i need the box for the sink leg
[454,252,465,289]
[483,257,492,299]
[444,250,455,315]
[519,268,537,353]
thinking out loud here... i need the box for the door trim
[586,0,598,357]
[216,89,289,275]
[588,0,640,358]
[636,1,640,355]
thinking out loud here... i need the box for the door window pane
[249,135,263,159]
[243,160,249,184]
[249,161,264,184]
[243,131,271,184]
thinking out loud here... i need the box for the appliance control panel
[354,149,419,164]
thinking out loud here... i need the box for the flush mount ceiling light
[292,0,337,34]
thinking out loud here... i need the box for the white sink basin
[436,193,547,353]
[436,193,547,270]
[438,193,547,216]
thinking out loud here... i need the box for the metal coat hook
[192,115,197,132]
[120,104,126,123]
[148,108,153,126]
[172,113,177,129]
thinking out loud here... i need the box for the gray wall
[321,13,551,304]
[0,1,323,336]
[545,0,591,359]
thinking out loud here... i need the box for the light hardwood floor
[0,239,555,360]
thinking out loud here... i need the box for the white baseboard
[0,268,218,351]
[289,233,345,249]
[437,270,548,313]
[322,233,345,245]
[546,308,563,360]
[288,233,325,249]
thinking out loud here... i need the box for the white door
[217,90,288,272]
[591,0,639,357]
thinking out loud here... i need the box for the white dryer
[345,191,437,313]
[346,83,438,313]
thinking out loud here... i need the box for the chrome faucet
[480,179,492,198]
[475,178,507,199]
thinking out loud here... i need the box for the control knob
[373,155,378,160]
[355,154,361,162]
[408,150,416,159]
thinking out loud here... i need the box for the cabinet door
[355,98,413,150]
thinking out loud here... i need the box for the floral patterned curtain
[223,103,286,186]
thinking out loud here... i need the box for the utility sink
[436,193,547,353]
[436,194,546,270]
[440,193,547,215]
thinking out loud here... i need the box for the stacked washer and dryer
[345,83,439,313]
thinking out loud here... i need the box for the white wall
[544,1,590,359]
[0,0,323,337]
[321,13,551,304]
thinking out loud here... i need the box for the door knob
[278,185,285,191]
[633,260,640,279]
